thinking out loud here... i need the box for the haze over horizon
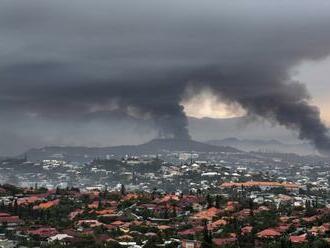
[1,0,330,155]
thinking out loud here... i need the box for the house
[234,209,251,220]
[0,187,6,195]
[27,228,58,238]
[34,199,60,210]
[241,226,253,235]
[257,228,281,239]
[0,214,23,226]
[17,196,41,206]
[68,209,84,220]
[309,224,330,236]
[77,219,103,228]
[182,239,201,248]
[303,215,319,224]
[95,209,116,215]
[158,225,172,231]
[111,220,126,227]
[208,219,227,231]
[88,201,100,209]
[192,203,203,212]
[290,234,307,244]
[221,181,300,192]
[275,224,290,233]
[178,226,204,237]
[48,234,73,243]
[213,237,237,247]
[122,193,139,201]
[191,207,221,221]
[225,201,239,212]
[178,229,197,237]
[0,239,16,248]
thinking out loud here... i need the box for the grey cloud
[1,0,330,154]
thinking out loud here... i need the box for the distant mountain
[207,137,316,155]
[25,138,241,162]
[188,116,297,143]
[138,139,239,153]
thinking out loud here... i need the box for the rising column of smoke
[105,78,192,140]
[186,63,330,155]
[129,102,190,140]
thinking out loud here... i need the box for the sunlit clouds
[182,88,245,119]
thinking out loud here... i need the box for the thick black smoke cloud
[1,1,330,154]
[187,66,330,154]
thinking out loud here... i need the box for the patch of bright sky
[182,89,246,119]
[183,58,330,125]
[291,57,330,126]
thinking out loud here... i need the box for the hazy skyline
[1,0,330,155]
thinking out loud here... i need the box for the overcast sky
[1,0,330,155]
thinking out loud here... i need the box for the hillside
[25,138,241,162]
[207,137,316,155]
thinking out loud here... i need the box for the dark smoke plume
[187,65,330,155]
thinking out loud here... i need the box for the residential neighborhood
[0,170,330,247]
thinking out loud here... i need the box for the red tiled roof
[0,215,23,224]
[255,206,271,213]
[95,209,115,215]
[279,216,290,223]
[303,216,319,223]
[182,240,201,248]
[77,219,102,227]
[178,225,204,236]
[28,228,58,237]
[158,225,172,230]
[181,195,199,203]
[117,234,133,241]
[111,220,125,226]
[159,195,180,203]
[178,229,196,236]
[225,201,239,212]
[96,234,111,242]
[322,223,330,232]
[234,209,251,219]
[290,234,307,244]
[88,201,99,209]
[17,196,41,205]
[257,228,281,238]
[192,207,221,220]
[68,209,84,220]
[140,203,157,209]
[213,237,237,246]
[221,181,299,189]
[123,193,139,201]
[241,226,253,234]
[34,199,60,209]
[208,219,227,230]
